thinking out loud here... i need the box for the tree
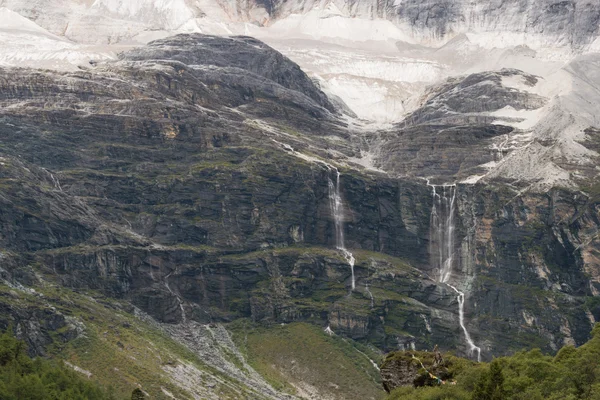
[471,360,505,400]
[131,388,146,400]
[488,360,505,400]
[0,328,114,399]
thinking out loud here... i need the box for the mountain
[0,1,599,399]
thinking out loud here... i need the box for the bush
[0,330,115,400]
[386,323,600,400]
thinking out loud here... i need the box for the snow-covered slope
[252,0,600,51]
[485,54,600,189]
[0,6,119,70]
[0,0,599,187]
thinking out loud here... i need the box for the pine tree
[471,359,505,400]
[471,370,490,400]
[131,387,146,400]
[488,359,505,400]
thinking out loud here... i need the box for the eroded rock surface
[0,34,598,374]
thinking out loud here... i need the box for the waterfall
[429,182,481,362]
[448,283,481,362]
[42,167,63,191]
[50,173,62,191]
[430,184,456,283]
[165,271,186,323]
[365,282,374,308]
[327,166,355,290]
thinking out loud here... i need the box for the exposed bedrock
[0,34,598,360]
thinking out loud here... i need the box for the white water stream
[365,282,374,308]
[165,271,187,323]
[429,183,481,361]
[327,166,356,290]
[447,283,481,362]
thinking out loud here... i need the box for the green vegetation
[229,320,384,400]
[387,324,600,400]
[0,329,115,399]
[0,281,258,399]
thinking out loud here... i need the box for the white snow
[460,175,485,185]
[490,106,545,130]
[465,31,575,61]
[265,13,413,44]
[90,0,198,31]
[265,39,442,120]
[0,7,120,69]
[323,76,406,122]
[0,0,599,189]
[0,7,63,37]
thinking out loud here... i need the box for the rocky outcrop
[0,34,449,356]
[373,69,546,183]
[121,34,336,113]
[457,184,600,355]
[380,350,455,392]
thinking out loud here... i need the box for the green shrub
[0,330,116,400]
[387,324,600,400]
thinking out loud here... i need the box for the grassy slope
[229,320,385,400]
[0,282,257,399]
[0,262,394,400]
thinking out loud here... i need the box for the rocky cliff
[0,32,599,398]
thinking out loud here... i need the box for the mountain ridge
[0,2,599,399]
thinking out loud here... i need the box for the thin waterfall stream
[429,182,481,361]
[165,271,186,323]
[327,166,356,290]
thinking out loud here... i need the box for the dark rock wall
[0,34,598,360]
[451,184,600,356]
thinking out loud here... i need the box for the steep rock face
[0,34,457,357]
[38,245,462,350]
[372,69,545,183]
[0,33,599,369]
[0,289,79,357]
[424,183,600,357]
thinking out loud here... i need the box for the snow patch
[92,0,194,29]
[460,175,484,184]
[490,106,545,130]
[265,11,414,44]
[0,7,65,39]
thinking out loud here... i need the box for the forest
[388,324,600,400]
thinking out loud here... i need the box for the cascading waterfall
[447,283,480,362]
[429,182,481,362]
[430,184,456,283]
[327,166,356,290]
